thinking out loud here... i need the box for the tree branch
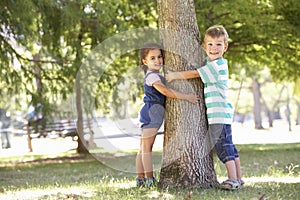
[1,34,68,66]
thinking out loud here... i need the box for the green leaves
[1,0,298,116]
[195,0,299,82]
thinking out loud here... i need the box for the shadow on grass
[0,143,299,199]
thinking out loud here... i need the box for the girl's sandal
[221,179,240,190]
[136,177,146,188]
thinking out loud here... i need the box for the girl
[136,43,199,188]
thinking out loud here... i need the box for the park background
[0,0,299,199]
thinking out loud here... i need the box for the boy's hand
[165,71,178,82]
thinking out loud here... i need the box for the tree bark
[252,76,264,129]
[157,0,219,189]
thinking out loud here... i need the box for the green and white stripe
[197,58,233,124]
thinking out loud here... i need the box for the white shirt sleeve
[145,73,161,86]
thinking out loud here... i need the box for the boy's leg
[217,124,240,180]
[234,157,242,180]
[211,124,243,189]
[222,159,240,189]
[225,160,237,179]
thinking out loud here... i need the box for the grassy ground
[0,143,299,200]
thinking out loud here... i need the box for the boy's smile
[203,35,228,61]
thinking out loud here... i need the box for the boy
[166,25,244,190]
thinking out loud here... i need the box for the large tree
[157,0,218,189]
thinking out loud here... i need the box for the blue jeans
[209,124,239,163]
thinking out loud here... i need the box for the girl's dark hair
[139,43,163,74]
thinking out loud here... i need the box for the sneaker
[136,177,146,188]
[146,177,156,188]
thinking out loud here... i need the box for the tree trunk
[26,123,33,152]
[75,77,89,154]
[33,53,46,137]
[157,0,219,189]
[75,31,89,154]
[252,77,264,129]
[286,87,292,131]
[260,97,273,127]
[296,101,300,125]
[261,84,285,128]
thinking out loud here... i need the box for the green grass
[0,144,300,199]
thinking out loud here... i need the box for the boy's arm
[166,70,200,82]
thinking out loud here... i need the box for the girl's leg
[136,138,145,178]
[141,128,158,178]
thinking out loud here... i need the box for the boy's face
[203,35,228,61]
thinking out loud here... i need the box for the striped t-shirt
[197,58,233,124]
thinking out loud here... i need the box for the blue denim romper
[139,72,166,129]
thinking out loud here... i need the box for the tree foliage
[195,0,299,82]
[0,0,299,119]
[0,0,157,116]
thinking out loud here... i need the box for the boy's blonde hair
[204,25,229,44]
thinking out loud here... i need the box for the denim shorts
[139,103,165,129]
[209,124,239,163]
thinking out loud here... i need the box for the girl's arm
[152,81,199,104]
[166,70,200,82]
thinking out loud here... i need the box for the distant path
[1,120,300,157]
[91,120,300,152]
[232,121,300,144]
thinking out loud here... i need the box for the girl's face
[142,49,163,72]
[203,35,228,61]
